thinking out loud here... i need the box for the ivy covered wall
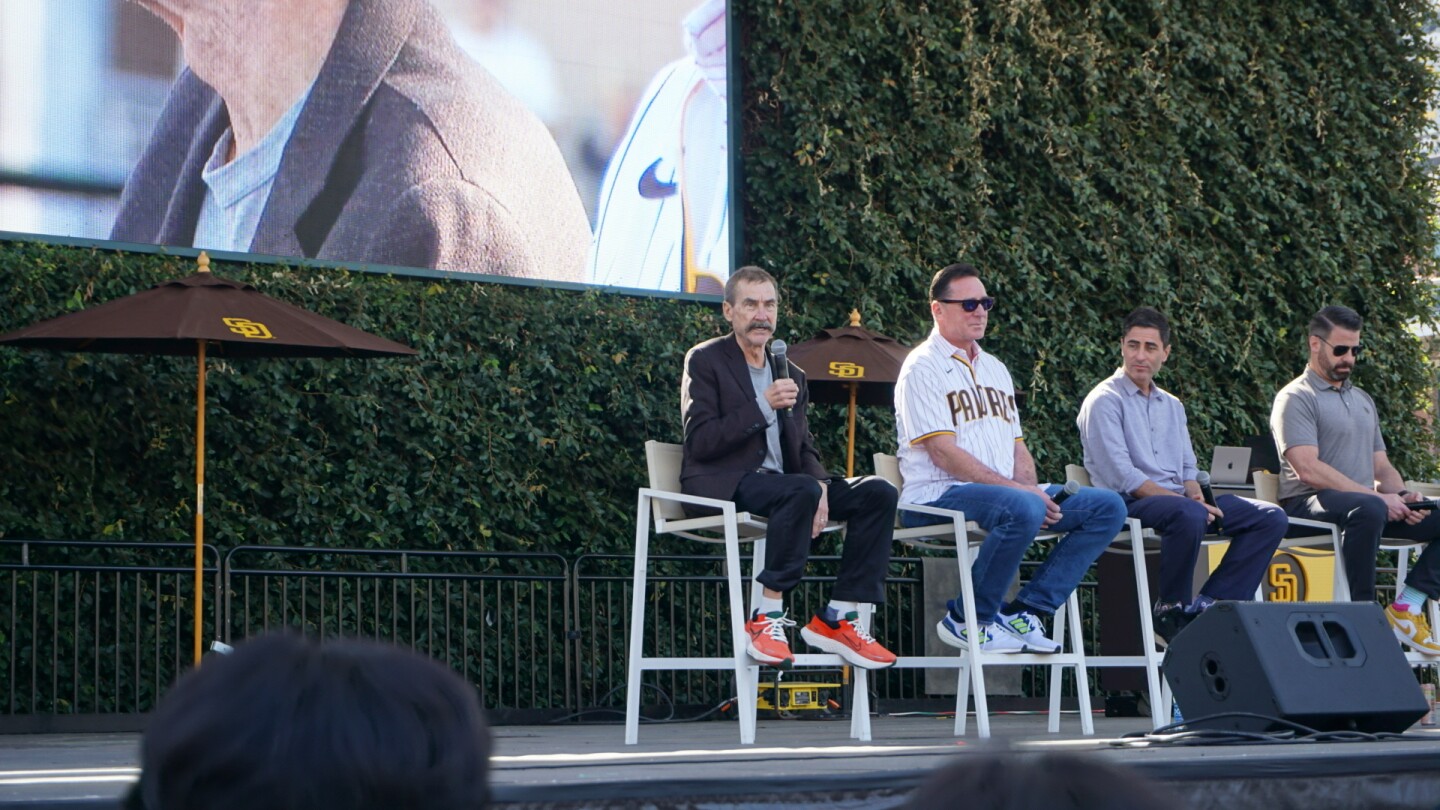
[1,0,1437,552]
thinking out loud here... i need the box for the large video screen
[0,0,731,295]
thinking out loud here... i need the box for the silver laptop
[1209,446,1252,485]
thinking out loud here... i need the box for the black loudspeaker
[1163,601,1428,733]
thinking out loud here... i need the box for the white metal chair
[873,453,1093,738]
[1251,472,1351,601]
[626,440,872,745]
[1070,466,1348,728]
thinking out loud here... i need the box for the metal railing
[1,540,220,716]
[1,540,1180,725]
[223,547,571,712]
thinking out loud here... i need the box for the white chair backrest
[644,440,689,521]
[1065,464,1092,488]
[1253,471,1279,504]
[873,452,902,489]
[1407,480,1440,499]
[874,453,911,530]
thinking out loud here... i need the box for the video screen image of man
[588,0,730,294]
[110,0,591,281]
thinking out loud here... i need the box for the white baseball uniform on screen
[894,326,1023,506]
[587,0,729,294]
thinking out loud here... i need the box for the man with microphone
[1077,307,1287,644]
[680,265,899,669]
[895,262,1125,654]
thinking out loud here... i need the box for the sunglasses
[1317,336,1362,358]
[936,297,995,312]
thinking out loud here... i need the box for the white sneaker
[997,610,1062,654]
[935,613,1026,654]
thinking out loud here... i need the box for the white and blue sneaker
[936,601,1026,653]
[997,610,1062,654]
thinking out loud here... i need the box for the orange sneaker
[801,611,897,669]
[745,611,796,668]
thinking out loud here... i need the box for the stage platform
[5,713,1440,809]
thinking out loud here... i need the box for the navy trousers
[1285,490,1440,602]
[1127,494,1286,604]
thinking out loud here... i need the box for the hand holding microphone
[770,339,793,418]
[1195,471,1224,533]
[1051,480,1081,506]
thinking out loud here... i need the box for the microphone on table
[1052,480,1081,506]
[770,339,792,418]
[1196,470,1224,534]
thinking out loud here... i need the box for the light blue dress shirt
[193,87,313,253]
[1077,368,1199,496]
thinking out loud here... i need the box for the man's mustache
[747,323,773,332]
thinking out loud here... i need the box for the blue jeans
[903,483,1126,623]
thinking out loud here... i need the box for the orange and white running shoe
[745,610,796,668]
[801,611,897,669]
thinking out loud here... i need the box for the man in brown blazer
[680,265,897,669]
[115,0,589,280]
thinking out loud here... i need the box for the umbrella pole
[846,382,858,477]
[194,341,206,666]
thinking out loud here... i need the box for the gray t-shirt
[747,362,783,474]
[1270,367,1385,501]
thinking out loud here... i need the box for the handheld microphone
[771,339,792,418]
[1052,480,1081,506]
[1196,471,1224,533]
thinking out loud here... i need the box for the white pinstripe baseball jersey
[894,327,1023,505]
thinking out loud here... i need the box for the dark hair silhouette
[128,634,492,810]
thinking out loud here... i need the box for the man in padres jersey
[1077,306,1286,645]
[680,265,898,669]
[894,262,1125,653]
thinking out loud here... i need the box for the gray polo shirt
[1077,368,1198,496]
[747,362,783,474]
[1270,367,1385,502]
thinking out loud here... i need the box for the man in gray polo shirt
[1271,305,1440,655]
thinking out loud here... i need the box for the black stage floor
[5,713,1440,809]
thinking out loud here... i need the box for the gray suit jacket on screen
[111,0,590,281]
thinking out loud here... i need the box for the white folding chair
[873,453,1093,738]
[626,440,871,745]
[1070,466,1348,728]
[1251,472,1351,601]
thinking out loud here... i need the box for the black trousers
[1285,490,1440,602]
[731,473,896,604]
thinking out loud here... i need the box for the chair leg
[1329,526,1350,601]
[724,516,758,745]
[1125,522,1167,730]
[1068,592,1095,736]
[850,605,874,741]
[952,525,990,738]
[625,494,652,745]
[1047,602,1066,733]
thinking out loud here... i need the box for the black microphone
[771,339,792,418]
[1052,480,1081,506]
[1196,471,1224,533]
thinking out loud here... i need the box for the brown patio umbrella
[0,253,417,663]
[786,311,912,476]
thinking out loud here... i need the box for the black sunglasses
[936,297,995,312]
[1317,335,1362,358]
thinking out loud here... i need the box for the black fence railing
[1,540,220,717]
[223,546,572,713]
[3,539,1396,727]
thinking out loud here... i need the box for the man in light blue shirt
[1077,307,1286,643]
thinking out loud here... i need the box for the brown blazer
[111,0,589,281]
[680,334,829,509]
